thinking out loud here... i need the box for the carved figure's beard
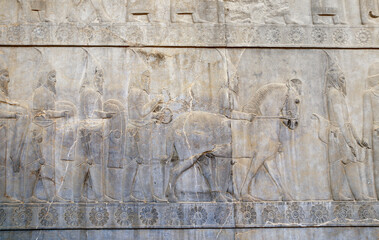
[95,78,104,95]
[47,80,57,95]
[0,80,9,96]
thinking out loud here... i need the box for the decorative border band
[0,201,378,230]
[0,23,379,48]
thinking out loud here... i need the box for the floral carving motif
[7,26,25,42]
[164,206,184,225]
[240,204,257,224]
[115,205,137,226]
[12,206,32,227]
[189,206,208,225]
[311,28,327,44]
[310,204,329,224]
[356,29,371,45]
[32,24,49,40]
[286,203,305,223]
[358,204,377,220]
[266,28,281,44]
[214,206,231,225]
[56,24,75,42]
[89,207,109,226]
[262,205,283,223]
[333,29,349,45]
[0,209,6,226]
[64,206,85,226]
[80,25,95,41]
[140,206,158,225]
[288,27,305,44]
[333,204,352,222]
[39,207,58,226]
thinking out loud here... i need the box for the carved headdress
[34,48,56,92]
[324,51,346,95]
[367,62,379,88]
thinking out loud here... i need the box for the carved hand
[360,138,371,149]
[349,145,357,157]
[136,157,143,165]
[105,112,116,119]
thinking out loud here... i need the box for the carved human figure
[363,62,379,199]
[219,74,239,119]
[72,68,114,202]
[0,69,28,203]
[68,0,112,23]
[360,0,379,24]
[311,0,347,24]
[17,0,51,22]
[260,0,300,24]
[170,0,208,23]
[124,70,164,202]
[323,60,367,201]
[24,70,69,203]
[126,0,155,22]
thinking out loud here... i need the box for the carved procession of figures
[0,48,378,203]
[1,0,379,25]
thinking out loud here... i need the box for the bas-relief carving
[311,0,347,25]
[363,62,379,199]
[1,0,378,25]
[1,48,379,232]
[313,54,371,201]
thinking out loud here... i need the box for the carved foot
[165,191,178,203]
[265,19,285,25]
[53,195,73,203]
[75,196,96,203]
[103,195,121,203]
[281,193,293,201]
[25,196,48,203]
[286,19,302,25]
[241,194,261,202]
[152,195,168,203]
[334,194,354,201]
[211,191,228,202]
[0,195,21,203]
[123,195,144,203]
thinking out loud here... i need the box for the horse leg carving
[264,158,293,201]
[198,154,228,202]
[240,152,264,202]
[165,154,199,202]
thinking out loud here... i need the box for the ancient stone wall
[0,0,379,239]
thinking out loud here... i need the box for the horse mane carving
[243,83,285,115]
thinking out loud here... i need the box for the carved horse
[164,79,302,202]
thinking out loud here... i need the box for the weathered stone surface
[1,0,379,239]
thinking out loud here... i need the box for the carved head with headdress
[325,54,346,96]
[37,70,57,95]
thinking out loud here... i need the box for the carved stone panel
[1,1,379,239]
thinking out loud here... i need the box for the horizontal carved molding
[0,23,379,48]
[0,201,379,230]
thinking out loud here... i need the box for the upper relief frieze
[0,0,377,25]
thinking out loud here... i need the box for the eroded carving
[360,0,379,24]
[0,66,28,203]
[73,66,115,202]
[363,62,379,199]
[311,0,347,25]
[24,63,73,203]
[314,53,370,201]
